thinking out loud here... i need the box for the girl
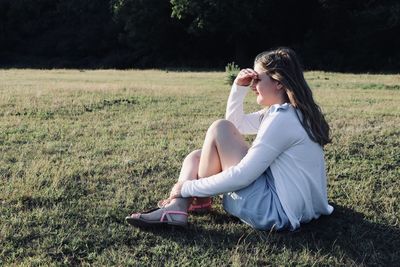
[126,47,333,231]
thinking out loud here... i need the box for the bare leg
[138,120,248,221]
[157,149,202,207]
[167,119,248,206]
[139,149,201,221]
[178,149,202,182]
[198,119,249,177]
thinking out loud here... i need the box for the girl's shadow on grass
[280,204,400,265]
[152,204,399,265]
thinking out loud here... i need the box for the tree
[305,0,400,71]
[170,0,320,67]
[0,0,117,67]
[112,0,190,67]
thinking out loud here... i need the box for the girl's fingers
[159,199,169,207]
[235,68,258,86]
[245,68,258,77]
[239,68,257,78]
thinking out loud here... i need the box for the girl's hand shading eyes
[234,68,258,87]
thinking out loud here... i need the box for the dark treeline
[1,0,399,72]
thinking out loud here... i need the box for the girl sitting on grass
[126,47,333,231]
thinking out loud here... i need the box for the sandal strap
[160,210,188,222]
[189,201,212,209]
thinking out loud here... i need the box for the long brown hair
[255,47,331,146]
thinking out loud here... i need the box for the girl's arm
[225,83,263,135]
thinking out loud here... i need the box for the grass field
[0,69,399,266]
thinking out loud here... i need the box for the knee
[185,149,201,162]
[208,119,236,137]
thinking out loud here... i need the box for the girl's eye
[250,78,260,87]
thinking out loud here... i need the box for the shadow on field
[141,204,399,265]
[279,204,400,265]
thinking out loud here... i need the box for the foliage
[170,0,319,66]
[0,0,399,70]
[111,0,190,67]
[224,62,240,85]
[0,69,399,265]
[0,0,117,67]
[303,0,400,71]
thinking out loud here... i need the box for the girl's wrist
[234,80,249,87]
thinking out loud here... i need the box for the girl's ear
[276,82,283,90]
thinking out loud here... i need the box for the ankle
[168,198,189,210]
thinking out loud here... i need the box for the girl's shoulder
[265,104,300,123]
[261,104,307,138]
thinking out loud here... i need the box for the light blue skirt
[223,168,289,231]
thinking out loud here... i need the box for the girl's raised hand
[234,68,258,86]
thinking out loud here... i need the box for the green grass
[0,69,399,266]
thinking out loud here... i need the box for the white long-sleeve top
[181,83,334,230]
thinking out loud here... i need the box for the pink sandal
[125,208,188,228]
[188,197,212,213]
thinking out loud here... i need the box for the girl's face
[251,63,284,106]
